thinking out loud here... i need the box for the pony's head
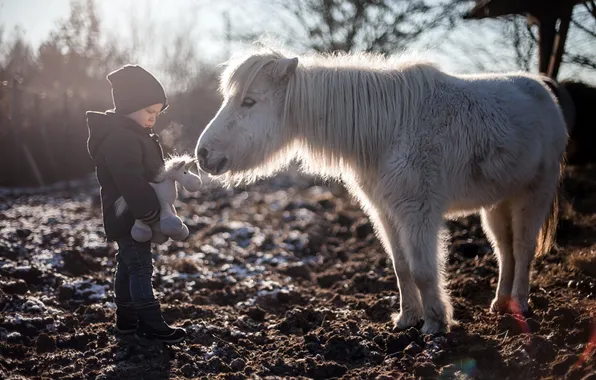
[159,154,202,192]
[195,47,299,183]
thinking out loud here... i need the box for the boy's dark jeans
[115,237,156,304]
[114,237,184,340]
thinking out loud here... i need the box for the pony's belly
[445,201,484,219]
[445,188,509,218]
[443,156,536,217]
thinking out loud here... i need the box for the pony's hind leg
[480,203,515,313]
[510,185,556,315]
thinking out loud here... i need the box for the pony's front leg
[392,204,453,334]
[348,178,424,330]
[370,211,423,330]
[390,233,425,330]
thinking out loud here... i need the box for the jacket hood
[86,110,152,160]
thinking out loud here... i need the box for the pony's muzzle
[196,147,228,175]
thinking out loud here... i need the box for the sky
[0,0,71,45]
[0,0,241,62]
[1,0,595,83]
[0,0,469,68]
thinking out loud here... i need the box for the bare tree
[565,1,596,71]
[1,27,36,79]
[508,16,537,71]
[105,0,206,93]
[271,0,461,54]
[226,0,594,79]
[449,2,596,76]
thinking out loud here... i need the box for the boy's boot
[134,301,186,344]
[115,301,138,334]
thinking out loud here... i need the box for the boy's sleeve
[103,134,161,223]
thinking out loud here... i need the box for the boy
[86,64,186,343]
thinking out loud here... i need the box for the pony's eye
[241,97,256,108]
[184,171,187,174]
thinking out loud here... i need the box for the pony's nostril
[197,148,209,160]
[216,157,228,173]
[196,148,209,169]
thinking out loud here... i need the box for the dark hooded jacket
[86,110,165,241]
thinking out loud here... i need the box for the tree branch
[564,54,596,69]
[571,19,596,38]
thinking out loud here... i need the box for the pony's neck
[285,63,436,176]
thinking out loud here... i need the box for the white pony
[115,154,202,244]
[195,47,568,334]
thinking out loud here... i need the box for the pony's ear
[273,57,298,83]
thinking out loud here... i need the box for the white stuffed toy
[114,155,202,243]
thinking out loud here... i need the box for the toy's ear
[184,160,196,170]
[174,161,186,171]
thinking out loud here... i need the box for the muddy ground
[1,165,596,380]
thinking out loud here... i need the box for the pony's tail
[560,79,596,165]
[114,196,128,218]
[536,161,565,256]
[540,75,576,134]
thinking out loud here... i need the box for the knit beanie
[106,64,168,115]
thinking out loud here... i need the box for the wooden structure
[464,0,592,79]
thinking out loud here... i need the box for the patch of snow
[6,331,22,340]
[200,245,219,255]
[235,278,295,307]
[21,297,46,312]
[69,279,109,301]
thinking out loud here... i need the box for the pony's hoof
[490,296,510,314]
[392,311,423,331]
[420,318,450,335]
[490,296,531,316]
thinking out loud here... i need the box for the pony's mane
[219,46,443,185]
[220,48,285,100]
[154,154,196,182]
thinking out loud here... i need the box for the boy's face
[126,103,163,129]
